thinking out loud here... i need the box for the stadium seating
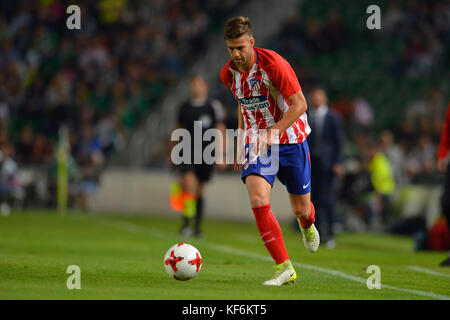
[0,0,248,165]
[271,0,449,130]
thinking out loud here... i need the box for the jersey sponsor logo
[239,95,270,111]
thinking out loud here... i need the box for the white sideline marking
[89,217,450,300]
[408,266,450,279]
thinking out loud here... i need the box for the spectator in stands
[0,127,10,151]
[379,129,407,187]
[0,145,24,215]
[15,126,34,164]
[367,140,396,228]
[339,135,374,231]
[96,112,126,156]
[405,134,436,181]
[72,124,104,210]
[304,18,325,54]
[322,9,347,53]
[30,133,53,164]
[276,14,304,56]
[352,97,374,132]
[396,119,418,165]
[0,0,244,168]
[383,1,405,36]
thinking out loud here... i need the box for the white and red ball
[164,243,202,281]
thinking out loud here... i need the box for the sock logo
[261,231,275,244]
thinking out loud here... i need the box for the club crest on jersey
[239,95,270,111]
[249,78,261,91]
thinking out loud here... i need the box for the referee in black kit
[169,74,227,238]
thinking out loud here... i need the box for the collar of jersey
[254,47,259,65]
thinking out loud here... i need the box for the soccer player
[220,17,319,285]
[169,75,226,238]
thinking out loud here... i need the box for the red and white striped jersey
[220,47,310,144]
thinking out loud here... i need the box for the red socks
[251,202,316,264]
[251,204,289,265]
[298,202,316,229]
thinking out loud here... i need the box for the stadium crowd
[0,0,245,210]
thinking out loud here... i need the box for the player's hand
[234,146,245,171]
[257,129,275,156]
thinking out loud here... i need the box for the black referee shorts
[177,163,215,183]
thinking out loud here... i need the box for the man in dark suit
[306,87,345,248]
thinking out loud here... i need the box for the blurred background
[0,0,449,249]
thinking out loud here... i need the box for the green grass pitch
[0,210,449,300]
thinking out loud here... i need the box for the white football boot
[299,223,320,253]
[263,260,297,286]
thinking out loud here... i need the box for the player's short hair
[224,16,253,40]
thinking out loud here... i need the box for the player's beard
[234,52,251,70]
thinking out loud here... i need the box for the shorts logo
[239,95,270,111]
[303,182,310,189]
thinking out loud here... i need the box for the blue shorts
[241,141,311,195]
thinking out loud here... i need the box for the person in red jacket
[437,101,450,266]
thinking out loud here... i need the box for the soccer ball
[164,243,202,281]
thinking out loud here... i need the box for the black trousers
[311,158,337,240]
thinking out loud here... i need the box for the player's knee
[293,203,311,220]
[249,194,269,208]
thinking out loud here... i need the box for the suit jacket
[307,108,345,172]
